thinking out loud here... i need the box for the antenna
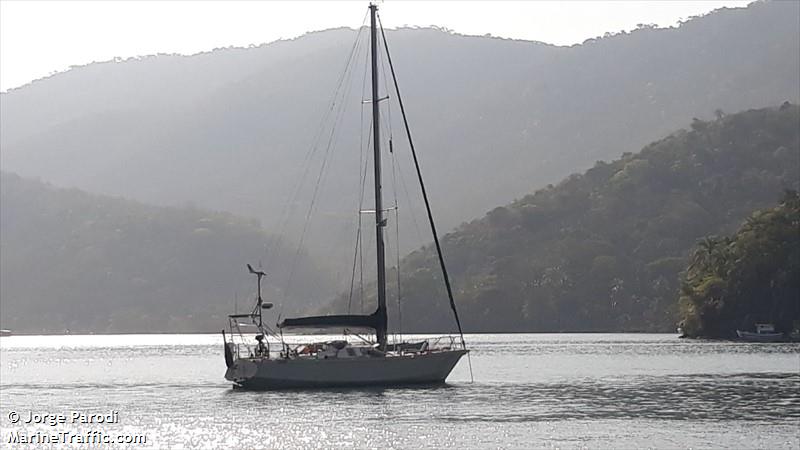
[247,264,268,327]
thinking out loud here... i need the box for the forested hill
[1,1,798,267]
[0,173,329,333]
[679,191,799,338]
[349,104,799,333]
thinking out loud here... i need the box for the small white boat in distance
[736,323,784,342]
[0,329,11,337]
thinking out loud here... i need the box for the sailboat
[222,4,469,389]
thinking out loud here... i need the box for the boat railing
[226,334,466,361]
[427,335,466,352]
[228,341,273,359]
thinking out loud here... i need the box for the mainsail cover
[279,308,386,331]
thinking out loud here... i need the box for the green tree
[679,191,800,337]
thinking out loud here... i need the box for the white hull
[736,330,784,342]
[225,350,468,389]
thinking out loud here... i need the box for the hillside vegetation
[1,1,797,267]
[332,104,799,333]
[0,173,328,333]
[679,191,800,338]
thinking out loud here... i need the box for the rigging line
[378,36,394,143]
[354,40,373,314]
[390,143,403,340]
[265,27,368,292]
[396,224,402,343]
[296,15,368,174]
[377,46,394,165]
[284,85,354,300]
[378,15,468,349]
[284,26,366,302]
[348,121,374,312]
[359,220,365,313]
[346,226,361,313]
[314,60,362,202]
[379,32,401,332]
[395,147,426,247]
[466,347,475,384]
[358,32,370,315]
[263,17,368,277]
[282,23,365,226]
[383,43,402,339]
[375,28,423,250]
[359,122,374,313]
[310,28,367,218]
[359,27,370,161]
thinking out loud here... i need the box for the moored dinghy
[736,323,784,342]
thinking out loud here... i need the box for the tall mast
[370,3,388,349]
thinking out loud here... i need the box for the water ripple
[1,334,798,449]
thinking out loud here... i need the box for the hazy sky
[0,0,750,92]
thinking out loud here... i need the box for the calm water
[1,333,798,449]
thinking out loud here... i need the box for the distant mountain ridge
[0,172,329,333]
[1,0,797,269]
